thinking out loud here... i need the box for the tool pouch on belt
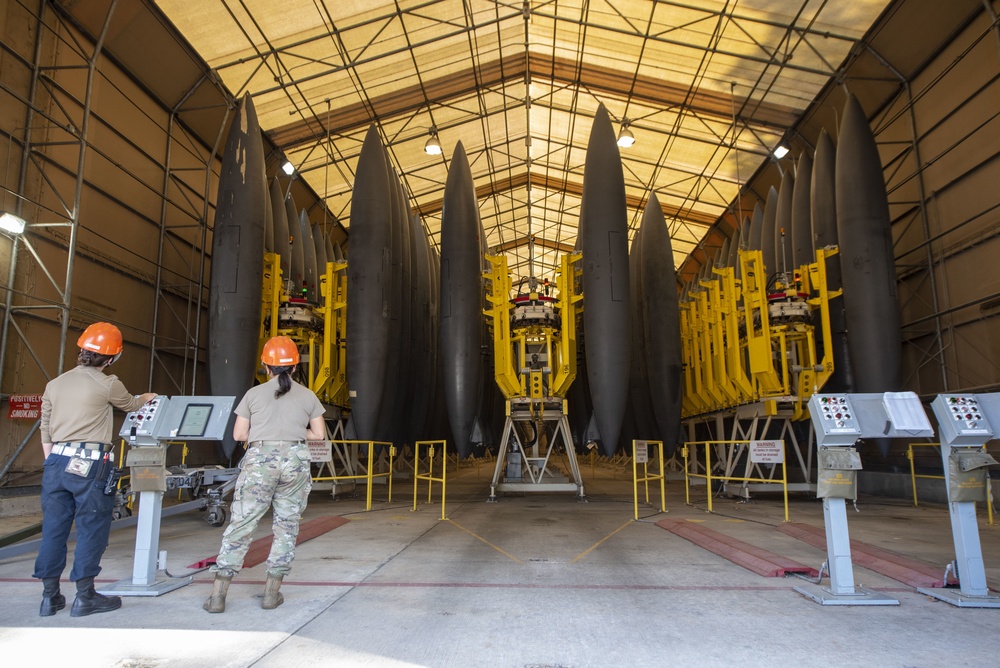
[104,466,124,495]
[947,451,998,503]
[817,447,862,499]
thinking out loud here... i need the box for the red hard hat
[261,336,300,366]
[77,322,123,356]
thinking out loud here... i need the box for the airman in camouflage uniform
[212,441,312,577]
[204,336,325,613]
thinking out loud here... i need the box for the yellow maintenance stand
[679,246,841,497]
[484,251,585,501]
[259,252,362,495]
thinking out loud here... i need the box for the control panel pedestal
[99,395,234,597]
[916,394,1000,608]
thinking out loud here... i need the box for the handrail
[632,439,666,519]
[907,442,993,525]
[312,440,394,511]
[413,440,448,519]
[683,439,789,522]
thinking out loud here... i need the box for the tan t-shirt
[41,365,147,445]
[234,376,325,443]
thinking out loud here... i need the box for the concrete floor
[0,459,998,667]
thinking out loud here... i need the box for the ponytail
[267,365,295,398]
[78,350,113,368]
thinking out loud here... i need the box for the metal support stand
[100,395,235,597]
[489,409,584,501]
[917,494,1000,607]
[794,392,933,606]
[792,497,898,605]
[100,490,191,597]
[918,394,1000,608]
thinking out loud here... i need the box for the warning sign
[307,439,332,463]
[750,439,784,464]
[7,394,42,420]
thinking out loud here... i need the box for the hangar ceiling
[144,0,894,281]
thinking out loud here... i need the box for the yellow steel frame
[309,260,348,404]
[413,440,448,520]
[802,246,841,401]
[695,287,725,406]
[484,254,522,397]
[680,247,840,419]
[717,265,754,402]
[484,252,580,402]
[257,252,284,384]
[551,251,582,397]
[680,301,702,415]
[739,249,783,396]
[704,272,739,404]
[257,253,349,406]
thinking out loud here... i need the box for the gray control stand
[101,395,234,597]
[795,392,934,606]
[916,393,1000,608]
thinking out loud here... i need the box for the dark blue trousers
[33,454,114,583]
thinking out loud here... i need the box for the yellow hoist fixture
[483,251,586,501]
[680,245,840,420]
[258,252,349,407]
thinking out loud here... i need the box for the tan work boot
[262,573,284,609]
[203,574,232,613]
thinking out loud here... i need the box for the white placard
[883,391,933,433]
[634,440,649,464]
[307,439,332,463]
[750,439,784,464]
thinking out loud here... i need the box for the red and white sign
[307,439,332,463]
[7,394,42,420]
[750,439,784,464]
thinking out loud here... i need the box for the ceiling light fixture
[424,128,443,155]
[281,160,295,176]
[0,212,26,235]
[772,144,789,159]
[617,121,635,148]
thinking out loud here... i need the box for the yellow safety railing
[682,440,790,522]
[312,440,394,511]
[632,439,666,519]
[907,442,994,525]
[116,439,133,510]
[413,440,448,520]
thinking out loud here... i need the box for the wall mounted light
[424,127,443,155]
[0,212,26,235]
[616,120,635,148]
[772,144,789,159]
[281,160,295,175]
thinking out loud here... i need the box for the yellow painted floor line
[445,519,523,563]
[571,519,634,563]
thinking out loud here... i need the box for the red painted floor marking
[775,522,959,588]
[657,519,818,578]
[188,515,349,569]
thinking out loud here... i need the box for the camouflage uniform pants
[212,442,312,577]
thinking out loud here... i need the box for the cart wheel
[206,507,227,527]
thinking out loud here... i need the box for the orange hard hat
[77,322,123,356]
[261,336,300,366]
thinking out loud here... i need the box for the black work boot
[70,576,122,617]
[40,577,65,617]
